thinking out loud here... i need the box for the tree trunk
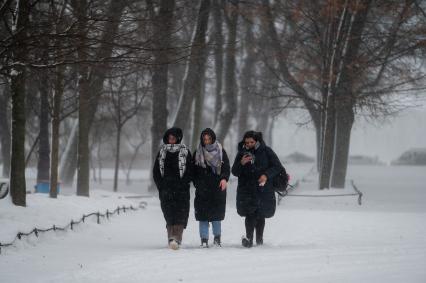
[75,0,90,197]
[113,126,121,192]
[256,101,270,135]
[265,116,275,146]
[77,68,90,197]
[328,0,371,188]
[97,141,103,185]
[315,119,322,173]
[0,81,11,178]
[149,0,176,192]
[10,0,31,206]
[60,120,78,185]
[214,1,239,142]
[173,0,211,130]
[60,0,127,188]
[10,70,27,206]
[50,68,64,198]
[37,72,50,184]
[331,99,354,188]
[212,0,223,125]
[238,20,255,139]
[191,76,206,150]
[319,94,335,190]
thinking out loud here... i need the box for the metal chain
[0,201,147,254]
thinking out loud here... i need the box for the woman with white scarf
[153,127,193,250]
[193,128,230,247]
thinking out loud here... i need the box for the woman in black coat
[231,131,284,248]
[153,127,193,250]
[193,128,230,247]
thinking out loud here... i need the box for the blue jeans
[199,221,221,239]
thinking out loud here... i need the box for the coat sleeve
[152,152,162,191]
[192,150,200,189]
[184,151,194,183]
[220,149,231,181]
[264,147,284,179]
[231,152,244,177]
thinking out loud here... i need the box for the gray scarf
[158,144,189,178]
[195,141,223,175]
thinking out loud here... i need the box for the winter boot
[200,238,209,248]
[168,238,180,250]
[241,236,253,248]
[213,235,221,247]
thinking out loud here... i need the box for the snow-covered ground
[1,164,425,283]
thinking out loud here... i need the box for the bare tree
[106,75,146,192]
[8,0,32,206]
[60,0,129,190]
[148,0,176,191]
[260,0,426,189]
[173,0,211,131]
[214,1,239,142]
[212,0,224,125]
[238,17,256,139]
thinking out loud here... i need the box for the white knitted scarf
[158,144,189,178]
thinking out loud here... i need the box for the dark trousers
[245,214,265,242]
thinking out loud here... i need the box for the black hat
[163,127,183,144]
[200,128,217,146]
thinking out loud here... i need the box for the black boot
[200,238,209,248]
[242,236,253,248]
[213,235,221,247]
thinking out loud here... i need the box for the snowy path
[2,165,426,283]
[2,197,426,283]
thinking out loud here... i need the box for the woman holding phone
[231,131,284,247]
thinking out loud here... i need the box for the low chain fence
[0,201,147,254]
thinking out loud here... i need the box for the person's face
[168,135,177,144]
[244,137,256,149]
[203,134,212,145]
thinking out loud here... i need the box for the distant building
[391,148,426,166]
[349,155,385,166]
[284,151,315,163]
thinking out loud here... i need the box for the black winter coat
[153,150,193,228]
[193,149,230,221]
[231,141,283,218]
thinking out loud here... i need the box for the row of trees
[260,0,426,189]
[0,0,425,206]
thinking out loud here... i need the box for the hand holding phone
[241,154,252,165]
